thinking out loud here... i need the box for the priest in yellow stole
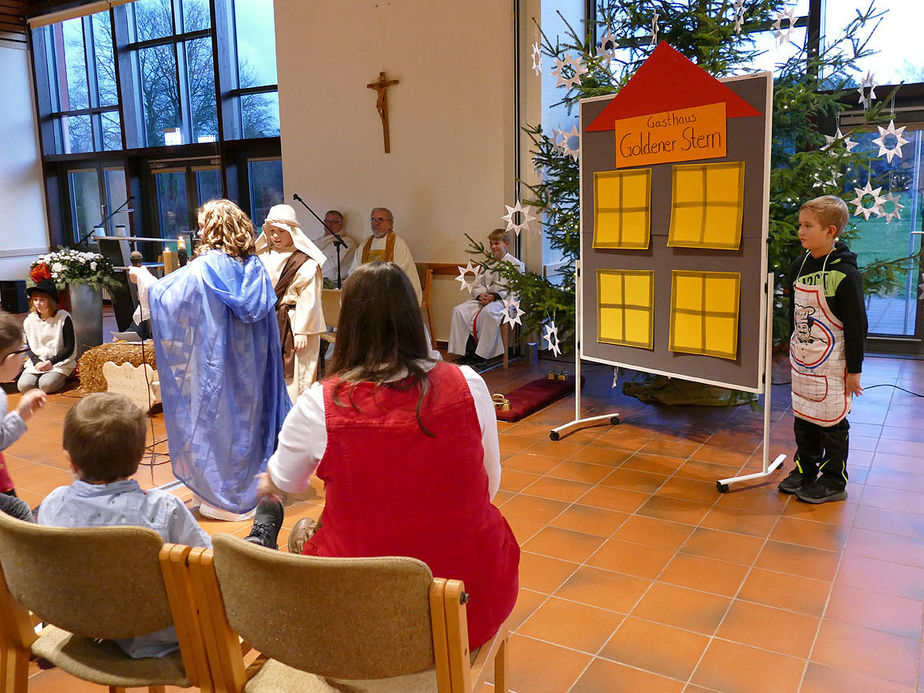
[348,207,422,303]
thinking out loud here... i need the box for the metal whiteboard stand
[716,272,786,492]
[550,260,621,441]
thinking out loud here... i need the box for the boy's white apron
[789,252,851,425]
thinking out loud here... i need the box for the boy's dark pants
[0,490,34,523]
[793,417,849,491]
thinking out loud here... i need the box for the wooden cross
[367,71,399,153]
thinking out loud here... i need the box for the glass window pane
[60,18,89,110]
[241,91,279,138]
[183,0,211,32]
[67,169,102,244]
[155,170,189,238]
[92,13,118,107]
[131,0,175,42]
[248,159,283,226]
[101,112,123,151]
[824,1,924,85]
[138,44,180,147]
[61,115,93,154]
[103,168,131,233]
[195,168,223,205]
[733,28,807,75]
[234,0,277,86]
[187,38,218,142]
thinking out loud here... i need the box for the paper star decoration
[455,260,482,291]
[772,6,797,44]
[648,11,659,48]
[530,42,542,77]
[502,200,535,236]
[611,367,619,388]
[821,128,857,156]
[880,191,904,224]
[857,71,877,109]
[732,0,746,34]
[597,29,618,65]
[551,127,567,155]
[550,54,587,89]
[560,124,580,161]
[543,321,561,357]
[502,294,525,327]
[872,120,909,163]
[850,181,885,221]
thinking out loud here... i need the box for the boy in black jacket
[779,195,866,503]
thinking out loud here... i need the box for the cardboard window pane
[673,274,703,311]
[593,169,652,249]
[671,313,703,351]
[597,269,653,349]
[600,307,625,342]
[704,316,738,359]
[668,161,745,250]
[670,270,740,360]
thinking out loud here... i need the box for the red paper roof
[586,42,762,132]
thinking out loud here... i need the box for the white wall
[274,1,517,338]
[0,42,49,281]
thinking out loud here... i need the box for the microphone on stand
[292,193,347,289]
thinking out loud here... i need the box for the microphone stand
[77,197,133,248]
[292,193,347,289]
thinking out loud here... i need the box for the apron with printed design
[789,252,851,425]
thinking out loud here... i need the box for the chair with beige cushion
[0,512,212,693]
[188,534,509,692]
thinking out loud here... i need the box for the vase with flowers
[29,248,119,354]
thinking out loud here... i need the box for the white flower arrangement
[30,247,118,289]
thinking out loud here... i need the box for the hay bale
[77,341,157,394]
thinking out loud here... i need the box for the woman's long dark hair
[330,262,435,433]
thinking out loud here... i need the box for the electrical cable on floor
[770,381,923,397]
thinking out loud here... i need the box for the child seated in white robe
[448,228,523,363]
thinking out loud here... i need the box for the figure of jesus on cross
[367,71,399,153]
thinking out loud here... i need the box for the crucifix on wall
[367,71,399,153]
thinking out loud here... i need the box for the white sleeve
[459,365,501,500]
[266,382,327,493]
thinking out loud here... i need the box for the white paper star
[772,6,797,44]
[851,181,886,221]
[455,260,481,291]
[733,0,746,34]
[502,200,535,236]
[821,128,857,156]
[502,294,525,327]
[597,29,618,65]
[560,124,580,161]
[648,11,659,48]
[811,169,843,191]
[551,127,568,155]
[858,71,877,109]
[543,321,561,357]
[880,191,904,224]
[530,41,542,77]
[551,54,587,89]
[611,366,619,388]
[872,120,909,164]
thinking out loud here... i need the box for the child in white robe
[448,228,523,363]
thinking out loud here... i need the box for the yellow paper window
[668,161,745,250]
[669,270,741,359]
[597,269,654,349]
[593,169,652,249]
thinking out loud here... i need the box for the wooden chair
[0,512,213,693]
[188,534,509,692]
[319,288,342,345]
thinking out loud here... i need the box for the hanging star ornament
[454,260,481,291]
[551,127,568,155]
[502,200,535,236]
[550,54,587,89]
[530,41,542,77]
[648,11,659,48]
[880,191,904,224]
[772,6,797,44]
[502,294,525,327]
[732,0,746,34]
[560,124,580,161]
[857,71,877,109]
[850,181,886,221]
[821,128,857,156]
[872,120,909,163]
[543,321,561,357]
[597,29,618,66]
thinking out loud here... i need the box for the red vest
[306,361,519,648]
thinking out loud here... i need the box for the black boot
[244,495,284,549]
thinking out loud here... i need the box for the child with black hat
[19,279,76,394]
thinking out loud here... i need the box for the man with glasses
[315,209,357,286]
[349,207,422,304]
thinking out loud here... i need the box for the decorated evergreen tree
[471,0,913,357]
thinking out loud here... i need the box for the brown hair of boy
[800,195,849,235]
[63,392,147,483]
[488,228,511,244]
[197,199,257,258]
[0,311,23,354]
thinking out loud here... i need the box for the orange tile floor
[7,338,924,692]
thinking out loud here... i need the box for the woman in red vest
[257,261,519,649]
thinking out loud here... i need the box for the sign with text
[614,102,727,168]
